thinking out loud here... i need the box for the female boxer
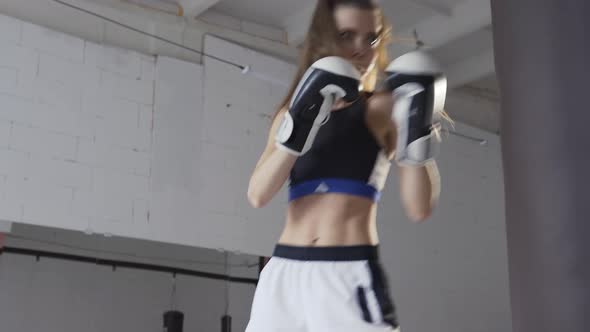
[245,1,445,331]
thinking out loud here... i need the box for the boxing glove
[275,56,361,156]
[384,50,447,166]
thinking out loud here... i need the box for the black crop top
[288,94,391,202]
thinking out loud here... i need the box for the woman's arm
[396,161,440,222]
[247,108,297,208]
[366,92,441,222]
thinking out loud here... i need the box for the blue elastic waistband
[288,178,381,202]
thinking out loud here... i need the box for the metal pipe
[0,246,259,285]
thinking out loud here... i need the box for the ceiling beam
[389,0,491,57]
[283,2,315,46]
[407,0,453,17]
[446,48,495,89]
[178,0,221,18]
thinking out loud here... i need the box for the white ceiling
[211,0,468,31]
[379,0,467,32]
[212,0,316,28]
[431,25,493,66]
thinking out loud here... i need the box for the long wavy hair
[274,0,392,120]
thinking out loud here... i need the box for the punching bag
[490,1,590,331]
[163,310,184,332]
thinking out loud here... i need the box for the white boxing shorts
[245,244,400,332]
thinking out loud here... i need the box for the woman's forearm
[397,160,440,222]
[247,148,297,208]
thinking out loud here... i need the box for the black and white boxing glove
[384,50,447,166]
[275,56,361,156]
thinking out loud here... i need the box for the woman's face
[333,5,380,74]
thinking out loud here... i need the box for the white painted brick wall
[149,56,204,246]
[84,41,143,79]
[10,125,77,160]
[92,169,150,222]
[38,52,101,90]
[0,67,18,91]
[28,104,96,139]
[0,44,38,100]
[100,70,154,105]
[26,155,93,190]
[0,201,22,225]
[70,188,94,220]
[0,122,11,149]
[11,178,74,227]
[140,57,156,83]
[0,13,22,44]
[0,13,155,235]
[81,88,109,117]
[32,79,83,115]
[0,95,35,126]
[447,88,500,133]
[201,35,295,254]
[0,149,28,178]
[0,171,22,223]
[94,98,149,151]
[21,21,85,63]
[77,138,150,176]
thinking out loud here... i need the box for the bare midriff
[277,193,379,247]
